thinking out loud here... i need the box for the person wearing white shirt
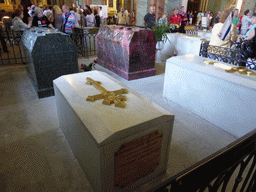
[85,9,95,27]
[241,9,252,35]
[12,9,32,31]
[98,6,103,25]
[70,9,81,28]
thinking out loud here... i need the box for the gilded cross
[86,77,129,108]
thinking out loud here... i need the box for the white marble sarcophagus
[53,71,174,192]
[163,54,256,138]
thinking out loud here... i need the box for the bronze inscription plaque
[114,131,163,187]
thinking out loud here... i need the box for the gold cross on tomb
[86,77,129,108]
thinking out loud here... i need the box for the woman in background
[238,13,256,66]
[12,9,32,31]
[241,9,251,35]
[94,9,100,27]
[32,7,54,29]
[158,12,168,26]
[53,5,62,29]
[209,8,237,48]
[85,9,95,27]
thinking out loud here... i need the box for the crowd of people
[143,6,214,33]
[144,6,190,33]
[142,5,255,66]
[10,3,104,34]
[209,8,256,66]
[1,3,256,64]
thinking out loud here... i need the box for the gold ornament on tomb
[185,25,196,31]
[85,77,128,108]
[203,60,256,76]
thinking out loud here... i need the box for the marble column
[149,0,165,22]
[165,0,180,20]
[135,0,148,26]
[101,0,106,4]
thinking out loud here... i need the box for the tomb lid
[54,71,174,146]
[166,54,256,89]
[21,28,70,53]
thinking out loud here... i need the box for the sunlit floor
[0,58,237,191]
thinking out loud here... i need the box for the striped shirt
[62,13,75,33]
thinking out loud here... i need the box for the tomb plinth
[54,71,174,192]
[97,25,156,81]
[163,54,256,137]
[21,28,78,98]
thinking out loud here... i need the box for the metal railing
[137,129,256,192]
[0,27,98,65]
[70,27,98,58]
[199,39,256,69]
[0,27,27,65]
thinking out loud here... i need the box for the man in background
[62,4,75,34]
[117,7,128,25]
[143,6,156,28]
[179,6,188,33]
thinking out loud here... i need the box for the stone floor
[0,58,237,191]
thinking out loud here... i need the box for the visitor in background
[28,5,36,17]
[42,5,47,12]
[197,10,203,27]
[209,8,237,48]
[143,6,156,28]
[80,10,87,27]
[32,7,54,28]
[158,12,168,26]
[179,6,188,33]
[125,9,130,24]
[245,13,256,38]
[189,11,193,25]
[117,7,128,25]
[62,4,75,33]
[77,5,84,13]
[12,9,32,31]
[207,11,213,27]
[98,6,103,25]
[213,11,220,25]
[72,3,77,11]
[94,10,100,27]
[84,5,92,15]
[70,8,81,28]
[232,9,239,26]
[85,9,95,27]
[169,9,181,32]
[241,9,252,35]
[53,5,62,29]
[238,13,256,66]
[44,6,54,25]
[169,9,181,25]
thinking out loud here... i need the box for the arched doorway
[187,0,201,24]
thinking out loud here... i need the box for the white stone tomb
[163,54,256,138]
[161,33,209,62]
[54,71,175,192]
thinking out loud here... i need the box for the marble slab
[54,71,174,192]
[161,33,210,62]
[163,54,256,138]
[97,25,156,80]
